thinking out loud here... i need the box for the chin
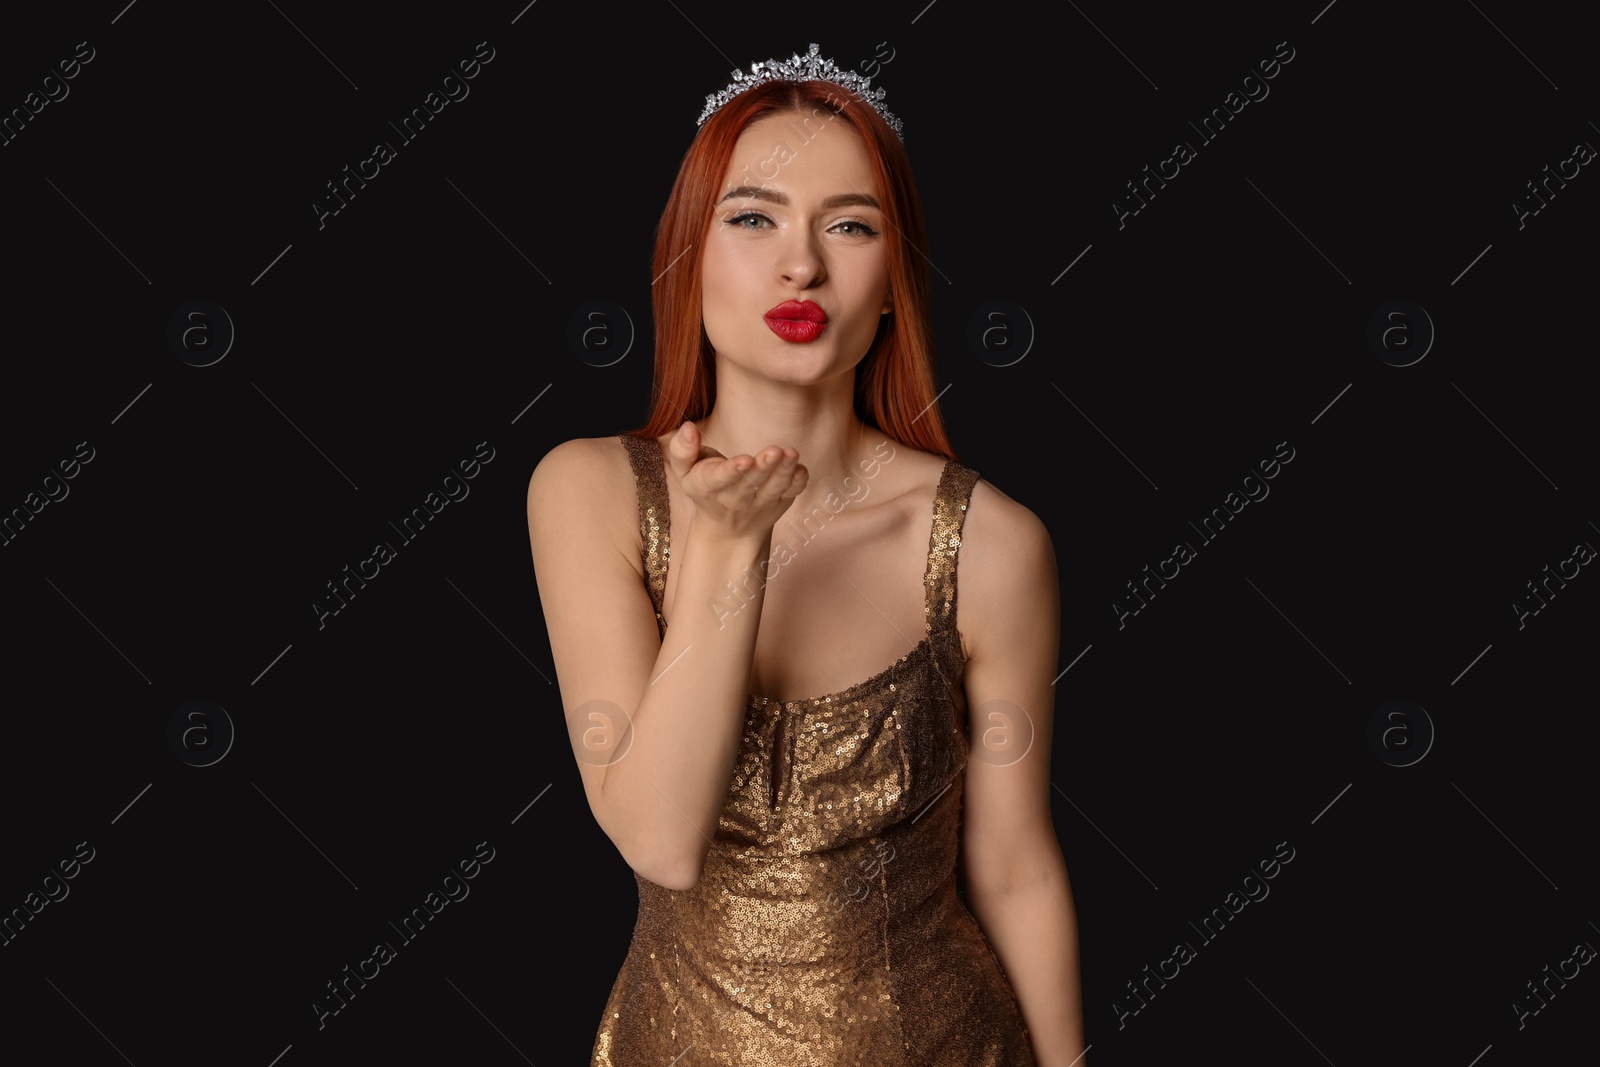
[766,342,847,371]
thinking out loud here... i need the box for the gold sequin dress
[592,434,1037,1066]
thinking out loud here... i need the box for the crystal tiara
[696,43,904,141]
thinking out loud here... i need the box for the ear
[881,287,893,316]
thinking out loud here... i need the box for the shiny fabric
[594,434,1036,1066]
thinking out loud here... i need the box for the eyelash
[724,211,879,237]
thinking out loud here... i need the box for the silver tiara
[696,43,904,141]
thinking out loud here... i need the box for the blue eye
[723,212,879,236]
[833,220,879,237]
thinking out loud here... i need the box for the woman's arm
[956,480,1088,1067]
[526,431,799,890]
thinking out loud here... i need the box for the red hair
[626,77,956,461]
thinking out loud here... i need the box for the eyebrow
[718,186,881,211]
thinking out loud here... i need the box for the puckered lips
[764,300,828,342]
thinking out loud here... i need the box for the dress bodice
[591,433,1035,1066]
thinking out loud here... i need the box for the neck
[692,366,887,522]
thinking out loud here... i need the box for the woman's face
[699,109,893,387]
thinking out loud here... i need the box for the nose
[779,229,826,288]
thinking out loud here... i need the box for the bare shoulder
[956,474,1059,656]
[527,433,636,495]
[527,434,647,565]
[963,476,1054,559]
[873,441,1051,556]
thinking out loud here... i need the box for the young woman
[527,44,1086,1067]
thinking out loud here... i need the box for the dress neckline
[746,632,943,711]
[619,432,979,714]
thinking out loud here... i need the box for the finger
[773,464,809,501]
[734,457,779,499]
[736,447,793,492]
[665,421,699,480]
[707,456,756,491]
[736,448,785,488]
[757,448,803,493]
[751,450,796,496]
[684,421,727,464]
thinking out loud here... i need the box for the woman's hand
[666,421,807,541]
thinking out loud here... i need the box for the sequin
[597,434,1036,1066]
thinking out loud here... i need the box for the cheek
[843,247,890,290]
[699,249,728,305]
[705,244,772,305]
[701,237,756,296]
[844,258,892,312]
[699,248,754,348]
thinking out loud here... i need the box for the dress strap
[923,459,981,636]
[619,434,670,638]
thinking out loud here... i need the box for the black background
[1,2,1594,1064]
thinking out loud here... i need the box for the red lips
[765,300,828,323]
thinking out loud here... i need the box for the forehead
[721,110,879,196]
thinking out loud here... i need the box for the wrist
[687,520,774,556]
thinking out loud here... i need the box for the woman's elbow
[642,863,701,893]
[592,793,708,890]
[607,826,707,892]
[629,846,705,892]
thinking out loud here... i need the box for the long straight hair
[626,77,956,461]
